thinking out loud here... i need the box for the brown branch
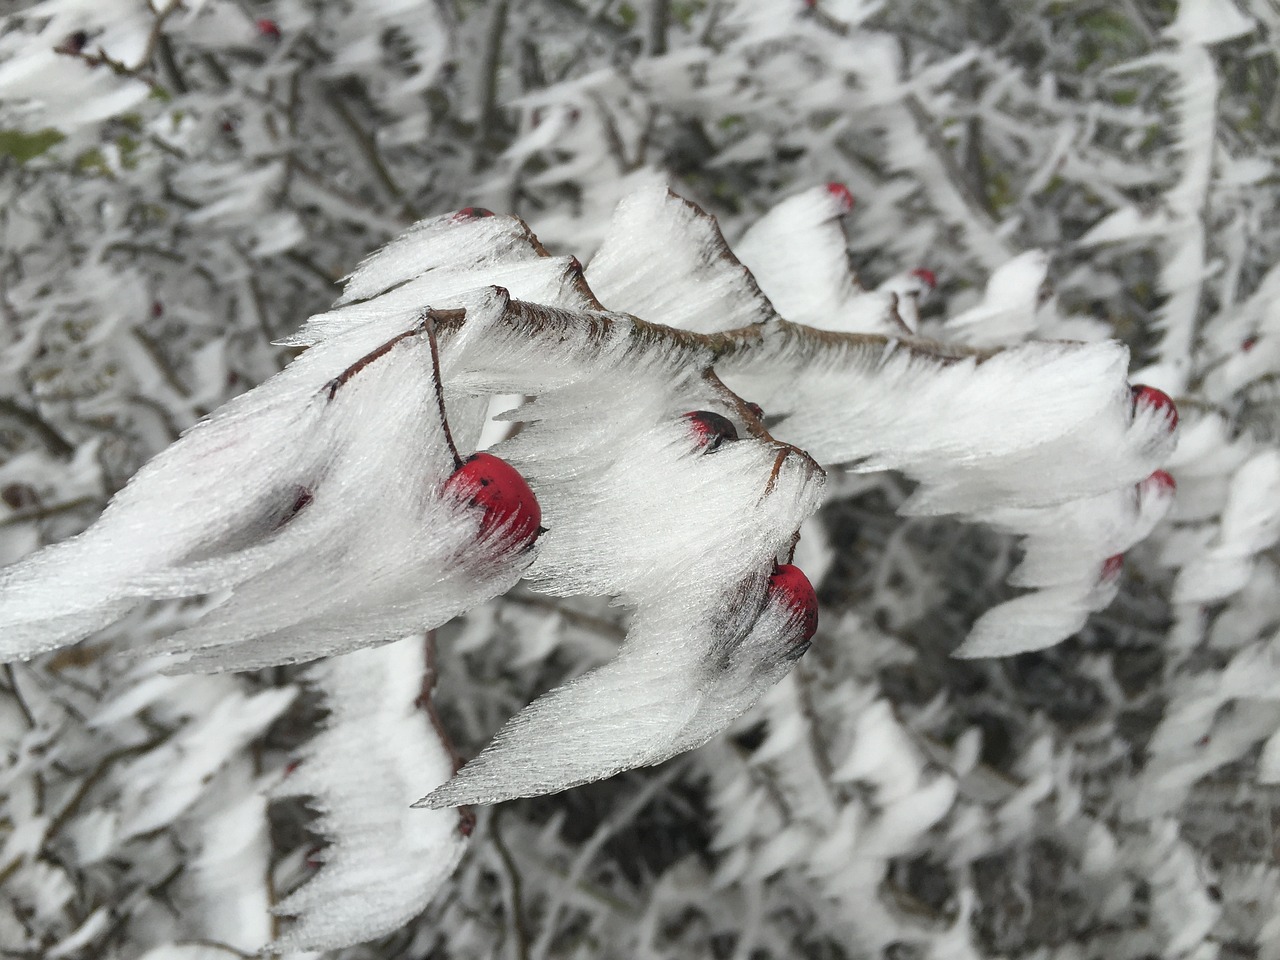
[475,0,511,164]
[0,398,75,457]
[322,309,466,400]
[2,664,37,730]
[421,310,464,469]
[646,0,670,56]
[488,808,531,960]
[502,588,628,641]
[316,82,419,219]
[0,497,101,529]
[132,328,191,398]
[415,630,474,836]
[54,0,183,88]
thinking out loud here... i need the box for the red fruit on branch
[910,267,938,291]
[768,563,819,647]
[443,453,542,548]
[684,410,738,452]
[256,18,282,40]
[1141,469,1176,494]
[1130,384,1178,429]
[825,181,855,214]
[452,207,496,221]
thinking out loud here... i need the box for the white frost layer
[274,637,466,951]
[586,186,776,332]
[721,329,1173,511]
[0,295,533,671]
[735,185,902,335]
[422,585,814,807]
[1174,450,1280,604]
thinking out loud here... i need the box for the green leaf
[0,128,66,164]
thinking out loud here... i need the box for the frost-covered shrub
[1,0,1278,958]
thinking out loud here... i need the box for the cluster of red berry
[442,406,819,650]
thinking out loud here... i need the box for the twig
[0,398,75,457]
[539,0,628,41]
[54,0,183,88]
[902,94,1003,237]
[502,588,628,641]
[322,309,465,400]
[43,741,157,842]
[488,808,532,960]
[317,82,418,218]
[415,630,475,835]
[646,0,669,56]
[132,327,191,398]
[0,497,101,529]
[528,762,686,960]
[475,0,511,166]
[421,310,465,469]
[2,664,37,730]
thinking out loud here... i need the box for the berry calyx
[910,267,938,291]
[256,18,281,40]
[684,410,738,452]
[443,453,542,548]
[273,487,314,530]
[825,182,855,214]
[1101,553,1124,580]
[768,563,818,647]
[1130,384,1178,430]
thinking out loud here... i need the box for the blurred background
[1,1,1279,957]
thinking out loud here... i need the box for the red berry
[443,453,542,548]
[768,563,818,648]
[1130,384,1178,430]
[452,207,495,222]
[910,268,938,291]
[256,18,281,40]
[825,182,855,214]
[746,402,765,420]
[1140,469,1176,494]
[684,410,738,452]
[1242,336,1258,353]
[1101,554,1124,580]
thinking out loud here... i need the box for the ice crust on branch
[273,637,466,951]
[0,181,1179,830]
[0,302,532,671]
[586,187,776,333]
[422,585,814,807]
[732,185,903,336]
[566,186,1178,655]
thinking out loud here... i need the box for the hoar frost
[0,184,1178,951]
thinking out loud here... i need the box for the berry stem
[419,310,465,471]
